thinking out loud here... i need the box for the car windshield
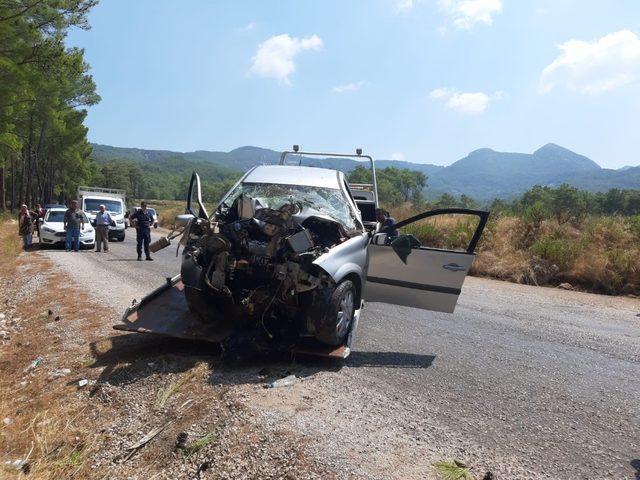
[84,199,122,213]
[147,208,156,215]
[222,182,359,230]
[46,211,89,223]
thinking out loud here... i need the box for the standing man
[64,200,85,252]
[94,204,113,253]
[131,201,155,261]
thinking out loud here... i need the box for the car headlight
[84,228,94,234]
[116,219,124,224]
[42,226,56,233]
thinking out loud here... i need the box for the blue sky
[66,0,640,168]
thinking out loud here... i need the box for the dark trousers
[136,227,151,257]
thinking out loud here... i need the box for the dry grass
[389,205,640,295]
[139,199,218,229]
[0,220,102,479]
[155,363,207,408]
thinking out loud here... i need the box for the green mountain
[90,143,639,201]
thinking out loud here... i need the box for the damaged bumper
[114,275,361,359]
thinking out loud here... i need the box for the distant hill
[90,143,640,200]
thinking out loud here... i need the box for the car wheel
[184,286,216,322]
[118,234,125,242]
[315,280,355,347]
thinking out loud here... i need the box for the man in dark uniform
[131,201,155,261]
[375,208,399,239]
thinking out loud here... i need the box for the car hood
[43,221,93,234]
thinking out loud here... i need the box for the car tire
[118,234,125,242]
[184,286,215,322]
[315,280,356,347]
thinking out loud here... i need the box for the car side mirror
[175,213,195,228]
[186,172,209,219]
[372,233,388,245]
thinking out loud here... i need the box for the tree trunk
[0,163,5,211]
[10,155,15,212]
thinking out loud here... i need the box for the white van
[77,186,127,241]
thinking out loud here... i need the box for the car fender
[312,233,369,285]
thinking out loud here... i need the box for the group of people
[17,203,44,249]
[17,200,157,261]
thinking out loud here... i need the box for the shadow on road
[631,459,640,480]
[346,350,436,369]
[88,333,221,387]
[88,333,436,392]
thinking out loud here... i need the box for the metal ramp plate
[114,277,352,359]
[114,280,232,343]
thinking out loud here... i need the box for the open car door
[364,208,489,313]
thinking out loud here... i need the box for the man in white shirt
[94,204,113,253]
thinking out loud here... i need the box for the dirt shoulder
[0,221,336,479]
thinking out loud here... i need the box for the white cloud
[539,29,640,95]
[438,0,503,29]
[429,87,454,99]
[395,0,414,11]
[430,87,504,115]
[250,34,323,85]
[391,152,405,161]
[238,22,256,33]
[332,81,365,93]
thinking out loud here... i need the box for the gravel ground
[39,232,640,479]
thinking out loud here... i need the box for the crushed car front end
[179,166,368,351]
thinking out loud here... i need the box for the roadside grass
[434,460,473,480]
[138,199,216,229]
[390,204,640,296]
[0,218,21,275]
[155,363,207,408]
[0,221,101,479]
[182,432,217,456]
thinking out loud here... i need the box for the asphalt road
[42,231,640,479]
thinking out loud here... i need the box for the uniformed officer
[131,201,155,261]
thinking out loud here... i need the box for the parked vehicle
[44,204,66,211]
[116,148,488,358]
[39,207,95,249]
[130,206,159,228]
[77,186,127,241]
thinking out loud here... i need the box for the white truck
[77,186,127,242]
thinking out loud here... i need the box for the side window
[394,211,487,253]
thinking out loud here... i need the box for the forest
[0,0,101,210]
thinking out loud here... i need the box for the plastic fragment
[24,356,44,373]
[266,374,297,388]
[50,368,71,378]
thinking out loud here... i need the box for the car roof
[243,165,342,189]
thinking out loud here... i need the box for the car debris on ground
[266,374,298,389]
[23,355,44,372]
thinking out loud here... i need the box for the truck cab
[77,186,127,241]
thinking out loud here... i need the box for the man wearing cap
[94,204,113,253]
[130,201,155,261]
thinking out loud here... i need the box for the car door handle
[442,263,466,272]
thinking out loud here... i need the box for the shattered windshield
[221,182,360,230]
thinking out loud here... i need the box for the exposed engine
[180,194,358,342]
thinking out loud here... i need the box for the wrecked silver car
[180,164,371,349]
[115,148,489,358]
